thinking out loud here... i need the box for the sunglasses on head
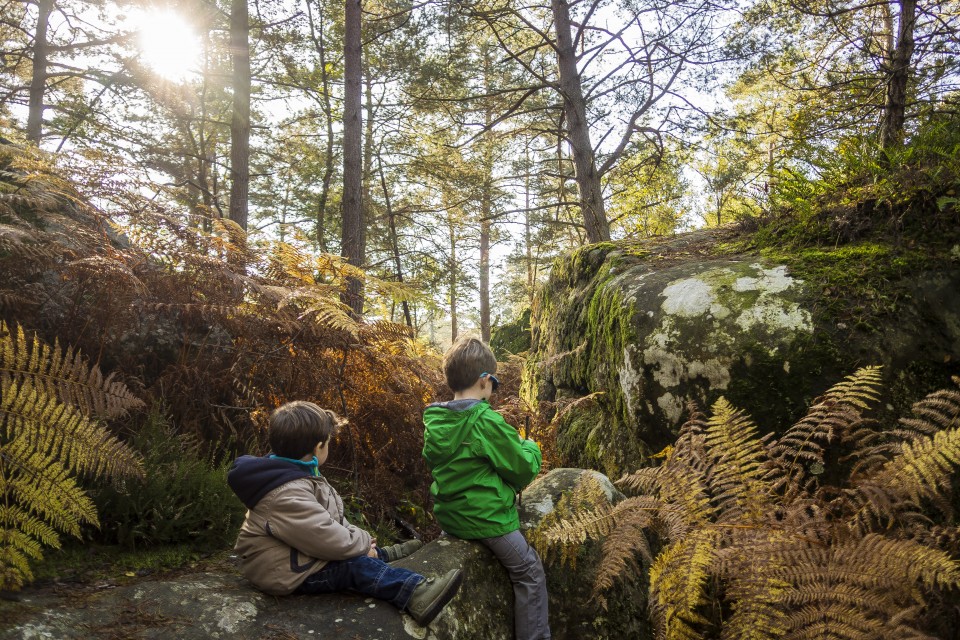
[481,372,500,393]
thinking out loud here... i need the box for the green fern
[0,321,144,590]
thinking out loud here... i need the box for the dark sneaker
[382,539,424,562]
[406,568,464,627]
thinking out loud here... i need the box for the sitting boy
[422,337,550,640]
[228,400,463,627]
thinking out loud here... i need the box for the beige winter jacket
[234,474,372,595]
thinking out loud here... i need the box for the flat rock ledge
[1,468,650,640]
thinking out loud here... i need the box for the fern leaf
[0,321,145,419]
[0,506,60,549]
[2,377,144,480]
[877,425,960,506]
[649,527,720,639]
[704,397,772,523]
[895,381,960,441]
[591,496,659,606]
[541,502,615,547]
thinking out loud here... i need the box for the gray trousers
[481,529,551,640]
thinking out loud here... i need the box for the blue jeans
[295,548,423,609]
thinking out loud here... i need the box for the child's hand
[367,538,378,558]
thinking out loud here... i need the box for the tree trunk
[551,0,610,243]
[880,0,917,149]
[524,145,535,309]
[27,0,53,144]
[479,100,494,343]
[341,0,364,316]
[306,0,334,252]
[379,160,413,329]
[449,220,458,343]
[363,67,374,263]
[228,0,251,230]
[480,193,491,343]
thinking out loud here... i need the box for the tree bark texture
[449,220,458,342]
[27,0,54,144]
[306,0,334,252]
[228,0,251,230]
[342,0,364,316]
[880,0,917,149]
[479,99,494,343]
[551,0,611,243]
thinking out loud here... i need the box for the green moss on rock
[526,230,960,479]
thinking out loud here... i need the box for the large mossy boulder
[0,469,648,640]
[524,229,960,478]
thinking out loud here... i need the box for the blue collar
[268,454,320,476]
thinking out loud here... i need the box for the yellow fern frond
[0,506,60,549]
[0,323,144,591]
[878,425,960,506]
[2,377,143,480]
[0,321,144,419]
[649,527,720,639]
[540,502,615,547]
[704,397,772,523]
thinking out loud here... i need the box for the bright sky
[128,9,202,82]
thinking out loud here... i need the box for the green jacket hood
[422,399,486,467]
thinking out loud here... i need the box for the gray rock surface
[0,468,649,640]
[525,230,960,478]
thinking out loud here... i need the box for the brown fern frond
[781,604,893,640]
[592,497,659,608]
[0,291,39,310]
[894,380,960,441]
[66,256,147,294]
[717,543,790,640]
[769,367,884,489]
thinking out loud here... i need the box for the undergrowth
[542,368,960,639]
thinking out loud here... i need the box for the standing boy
[422,337,550,640]
[227,401,463,627]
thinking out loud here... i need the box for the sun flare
[134,10,201,82]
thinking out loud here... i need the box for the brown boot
[406,568,464,627]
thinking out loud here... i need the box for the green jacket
[422,399,542,539]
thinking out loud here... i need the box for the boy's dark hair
[443,336,497,392]
[269,401,341,459]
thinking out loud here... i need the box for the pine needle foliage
[541,367,960,639]
[0,320,145,591]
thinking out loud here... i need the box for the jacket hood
[227,455,311,509]
[423,399,486,467]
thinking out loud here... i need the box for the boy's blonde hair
[443,336,497,392]
[269,401,342,459]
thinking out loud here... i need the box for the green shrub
[91,409,246,550]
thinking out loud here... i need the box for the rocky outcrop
[524,229,960,478]
[0,469,649,640]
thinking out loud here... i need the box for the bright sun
[134,10,201,82]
